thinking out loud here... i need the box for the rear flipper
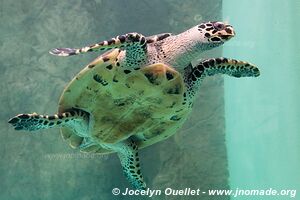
[113,139,146,190]
[8,109,89,133]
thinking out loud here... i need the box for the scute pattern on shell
[58,49,190,154]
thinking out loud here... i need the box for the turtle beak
[220,23,235,40]
[208,22,235,42]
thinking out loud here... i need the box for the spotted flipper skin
[49,32,147,56]
[188,57,259,83]
[185,57,260,103]
[114,139,146,190]
[8,109,89,132]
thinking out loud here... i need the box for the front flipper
[186,57,259,84]
[113,139,146,190]
[185,58,260,104]
[49,33,148,64]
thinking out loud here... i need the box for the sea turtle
[8,21,260,190]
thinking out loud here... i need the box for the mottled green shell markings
[58,49,188,152]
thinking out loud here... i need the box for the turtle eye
[213,22,225,31]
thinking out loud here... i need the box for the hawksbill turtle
[8,21,260,190]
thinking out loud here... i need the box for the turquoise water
[1,0,299,200]
[224,0,300,199]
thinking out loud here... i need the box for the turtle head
[166,21,235,70]
[196,21,235,48]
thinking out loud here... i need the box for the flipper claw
[49,48,78,56]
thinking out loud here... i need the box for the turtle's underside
[9,21,260,190]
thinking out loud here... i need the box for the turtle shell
[58,49,189,154]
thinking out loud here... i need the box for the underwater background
[0,0,299,200]
[224,1,300,200]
